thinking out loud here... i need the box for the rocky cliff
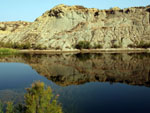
[0,4,150,50]
[0,21,31,39]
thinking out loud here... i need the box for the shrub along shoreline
[0,42,46,50]
[0,40,150,54]
[75,41,150,49]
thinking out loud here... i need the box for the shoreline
[19,48,150,54]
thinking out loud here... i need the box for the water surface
[0,53,150,113]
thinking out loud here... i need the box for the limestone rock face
[0,21,31,42]
[0,5,150,50]
[0,21,31,34]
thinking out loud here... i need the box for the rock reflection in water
[0,53,150,87]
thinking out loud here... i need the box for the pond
[0,53,150,113]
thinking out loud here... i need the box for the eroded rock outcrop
[0,21,31,43]
[0,5,150,50]
[0,21,31,32]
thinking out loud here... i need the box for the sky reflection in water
[0,53,150,113]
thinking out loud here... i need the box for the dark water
[0,53,150,113]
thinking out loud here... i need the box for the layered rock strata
[0,5,150,50]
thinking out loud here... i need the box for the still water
[0,53,150,113]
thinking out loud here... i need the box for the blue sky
[0,0,150,22]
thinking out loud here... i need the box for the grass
[0,41,47,50]
[0,48,18,54]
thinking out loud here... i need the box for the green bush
[22,42,31,49]
[136,41,150,48]
[0,101,3,113]
[128,44,136,48]
[75,41,91,49]
[0,81,63,113]
[12,42,31,49]
[93,43,102,49]
[6,102,14,113]
[111,44,121,48]
[33,44,45,50]
[0,42,13,48]
[25,81,63,113]
[128,41,150,48]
